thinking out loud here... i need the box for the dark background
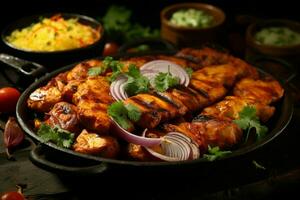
[0,0,299,30]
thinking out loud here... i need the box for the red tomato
[0,87,21,113]
[102,42,120,56]
[0,192,24,200]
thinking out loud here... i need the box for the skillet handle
[0,53,47,77]
[118,38,177,54]
[29,145,108,175]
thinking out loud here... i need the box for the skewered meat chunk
[77,100,111,134]
[45,102,80,133]
[201,96,275,123]
[73,129,119,158]
[233,78,284,105]
[163,116,242,152]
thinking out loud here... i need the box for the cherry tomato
[0,87,21,113]
[102,42,120,56]
[0,191,24,200]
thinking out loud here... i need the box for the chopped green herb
[124,64,150,96]
[101,5,160,43]
[37,124,75,148]
[108,101,141,129]
[125,103,142,122]
[153,66,180,92]
[185,67,193,78]
[203,145,231,161]
[233,106,268,142]
[88,66,105,76]
[88,56,125,82]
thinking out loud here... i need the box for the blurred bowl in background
[246,19,300,67]
[1,13,104,69]
[160,3,226,48]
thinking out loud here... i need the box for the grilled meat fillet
[76,100,111,134]
[66,59,102,81]
[176,47,258,79]
[233,78,284,105]
[72,76,114,105]
[73,129,119,158]
[163,116,242,152]
[201,96,275,122]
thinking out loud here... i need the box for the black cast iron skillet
[1,13,105,68]
[7,40,294,175]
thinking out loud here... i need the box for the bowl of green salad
[160,3,225,48]
[246,19,300,65]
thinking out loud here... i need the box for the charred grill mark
[130,96,157,110]
[150,91,180,109]
[189,85,210,99]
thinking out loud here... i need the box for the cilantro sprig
[88,56,124,82]
[153,66,180,92]
[185,67,194,78]
[37,124,75,148]
[203,145,232,161]
[108,101,141,129]
[124,64,150,96]
[233,106,268,142]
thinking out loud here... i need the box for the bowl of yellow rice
[2,13,104,68]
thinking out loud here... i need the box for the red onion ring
[110,75,128,101]
[111,118,200,161]
[111,119,161,147]
[142,130,200,162]
[140,60,190,87]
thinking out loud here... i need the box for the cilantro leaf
[125,103,142,122]
[124,64,150,96]
[203,145,231,161]
[37,124,75,148]
[185,67,194,78]
[153,67,180,92]
[88,66,105,76]
[107,101,141,129]
[233,106,268,141]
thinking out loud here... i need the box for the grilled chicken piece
[72,76,114,105]
[124,92,188,129]
[27,72,68,112]
[77,100,111,134]
[45,102,80,133]
[176,47,258,79]
[176,47,230,69]
[233,78,284,105]
[66,59,102,81]
[189,79,227,106]
[28,86,63,112]
[201,96,275,123]
[73,129,119,158]
[192,64,239,87]
[163,116,242,152]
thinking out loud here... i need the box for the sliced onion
[110,75,128,101]
[140,60,190,87]
[111,117,200,161]
[143,130,200,162]
[110,119,161,147]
